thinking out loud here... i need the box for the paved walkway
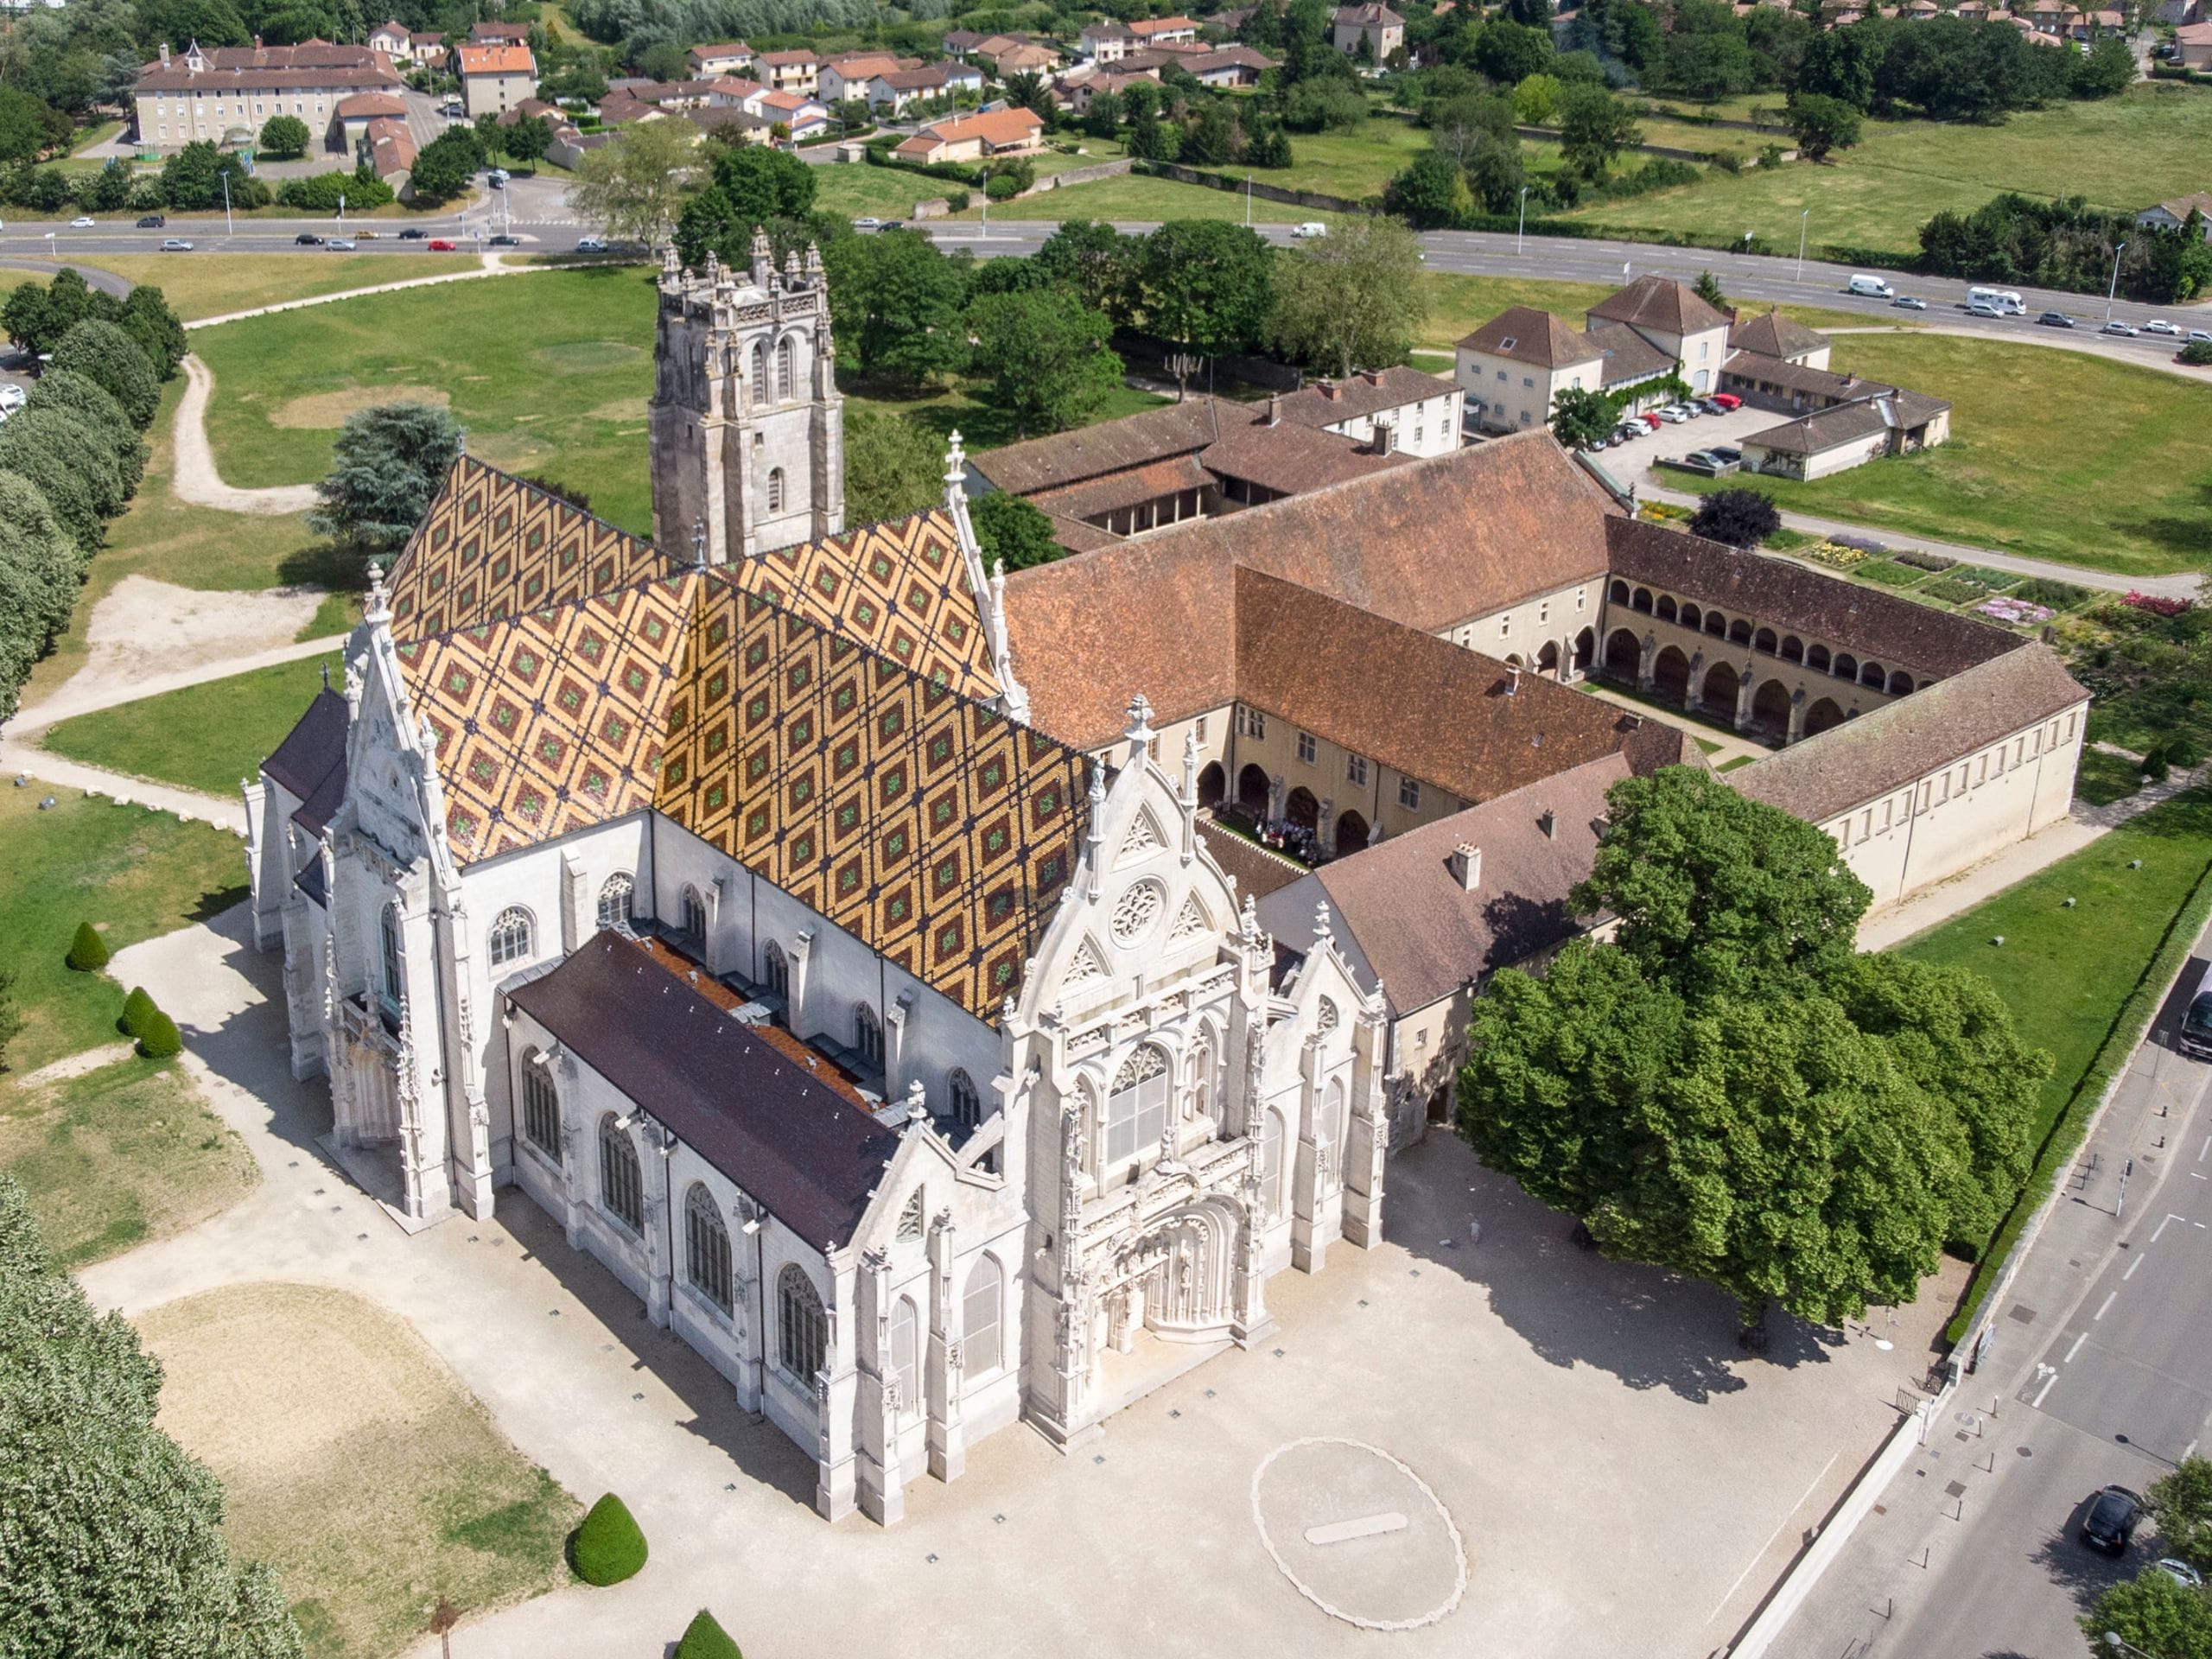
[172,357,318,514]
[1,745,244,829]
[9,629,341,736]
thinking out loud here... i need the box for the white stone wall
[1444,576,1601,679]
[1454,348,1598,433]
[1319,388,1464,457]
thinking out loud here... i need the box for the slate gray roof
[1728,644,2088,825]
[508,933,901,1251]
[1742,391,1951,456]
[1728,308,1829,360]
[264,687,349,836]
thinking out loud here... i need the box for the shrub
[25,370,147,498]
[48,320,160,429]
[276,172,394,213]
[2015,576,2091,609]
[120,986,157,1039]
[983,171,1021,201]
[569,1493,647,1585]
[1894,549,1956,573]
[945,189,970,212]
[1687,486,1781,549]
[677,1609,742,1659]
[136,1009,182,1059]
[2182,340,2212,366]
[67,922,110,971]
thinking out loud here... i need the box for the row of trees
[1796,11,2136,118]
[1919,194,2212,303]
[0,270,186,721]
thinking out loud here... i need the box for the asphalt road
[1773,937,2212,1659]
[8,185,2209,364]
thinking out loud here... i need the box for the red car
[1711,391,1742,410]
[427,238,456,251]
[1639,410,1663,429]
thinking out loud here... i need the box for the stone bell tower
[648,227,844,563]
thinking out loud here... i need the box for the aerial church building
[248,245,2083,1523]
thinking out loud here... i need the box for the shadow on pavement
[1386,1135,1844,1403]
[2028,1492,2137,1611]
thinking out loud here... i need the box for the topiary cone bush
[120,986,156,1039]
[569,1493,647,1586]
[677,1608,742,1659]
[136,1009,183,1059]
[67,922,110,972]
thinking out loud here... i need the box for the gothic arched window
[680,885,708,944]
[598,1114,642,1235]
[776,334,795,401]
[378,903,404,1018]
[487,906,534,969]
[889,1295,918,1410]
[596,873,634,931]
[521,1051,561,1162]
[855,1003,883,1066]
[1189,1033,1215,1122]
[1261,1107,1285,1219]
[1104,1046,1170,1166]
[766,467,786,513]
[763,940,789,997]
[778,1264,827,1381]
[950,1068,981,1129]
[750,339,766,393]
[963,1255,1002,1376]
[685,1184,733,1314]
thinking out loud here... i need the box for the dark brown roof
[1188,44,1274,70]
[1028,454,1213,522]
[1235,567,1637,805]
[264,686,348,808]
[1196,818,1310,899]
[1272,365,1457,428]
[1199,419,1411,495]
[1729,308,1829,360]
[1605,516,2012,678]
[1005,433,1619,747]
[1729,644,2087,825]
[508,934,901,1251]
[1721,350,1895,403]
[1457,306,1599,370]
[1587,274,1730,339]
[1741,391,1949,455]
[974,397,1223,495]
[1584,322,1674,386]
[138,54,400,92]
[1256,750,1633,1012]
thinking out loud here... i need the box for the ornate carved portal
[1101,1199,1240,1352]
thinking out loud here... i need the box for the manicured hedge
[677,1608,742,1659]
[67,922,110,971]
[137,1009,183,1059]
[120,986,156,1039]
[569,1492,647,1586]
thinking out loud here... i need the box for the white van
[1293,221,1328,239]
[1847,274,1894,298]
[1967,285,2026,315]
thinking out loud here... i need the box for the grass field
[816,137,1131,222]
[0,788,247,1076]
[0,1058,257,1268]
[964,168,1338,225]
[42,652,344,798]
[141,1283,582,1659]
[1666,333,2212,577]
[1563,83,2212,254]
[54,253,485,322]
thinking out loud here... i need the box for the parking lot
[1586,401,1786,495]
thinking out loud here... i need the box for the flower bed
[1798,541,1867,569]
[1977,595,2056,626]
[2123,590,2193,618]
[1854,558,1925,587]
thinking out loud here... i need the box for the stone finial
[704,248,720,284]
[1313,899,1334,950]
[364,560,391,626]
[804,240,823,276]
[659,242,681,284]
[690,517,708,570]
[785,247,803,281]
[906,1077,929,1124]
[943,429,968,489]
[1124,693,1154,749]
[1239,890,1262,945]
[750,223,772,284]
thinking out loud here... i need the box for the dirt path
[172,357,319,515]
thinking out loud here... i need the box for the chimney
[1265,391,1281,427]
[1447,843,1482,892]
[1538,809,1557,840]
[160,41,171,65]
[1318,379,1341,402]
[252,32,263,48]
[1363,366,1385,386]
[1504,663,1520,696]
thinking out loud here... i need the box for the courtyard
[78,898,1961,1658]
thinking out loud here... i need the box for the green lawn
[0,787,247,1077]
[965,168,1341,225]
[42,652,344,799]
[1562,83,2212,255]
[1667,333,2212,577]
[68,253,484,322]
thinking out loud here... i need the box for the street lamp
[2105,1633,2156,1659]
[1796,207,1811,283]
[1516,184,1529,255]
[2107,239,2126,321]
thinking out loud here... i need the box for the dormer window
[1499,335,1518,351]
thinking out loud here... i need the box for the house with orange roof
[457,41,537,118]
[892,104,1045,163]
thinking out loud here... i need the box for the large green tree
[404,128,484,207]
[1549,385,1620,448]
[49,318,160,429]
[2149,1457,2212,1578]
[843,407,945,528]
[1557,82,1642,176]
[568,118,697,247]
[673,143,817,269]
[0,1174,303,1657]
[1035,219,1142,323]
[0,408,125,519]
[25,368,147,496]
[257,113,310,157]
[825,231,969,389]
[1267,214,1428,379]
[118,285,189,382]
[966,289,1122,440]
[968,491,1062,573]
[1458,767,2044,1338]
[2081,1571,2212,1659]
[307,402,463,555]
[1136,220,1273,393]
[1785,92,1862,163]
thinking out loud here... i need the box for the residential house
[2135,191,2212,238]
[817,53,910,104]
[367,19,411,60]
[759,48,821,94]
[1080,20,1137,59]
[942,28,988,56]
[759,87,830,140]
[1737,391,1953,481]
[989,41,1064,74]
[1452,303,1680,433]
[1584,273,1732,394]
[1331,3,1405,59]
[703,76,772,113]
[334,89,407,148]
[2179,20,2212,65]
[363,115,416,188]
[1059,67,1162,112]
[410,31,448,67]
[891,104,1044,163]
[133,38,402,153]
[457,41,537,118]
[1185,43,1274,84]
[1131,16,1202,42]
[469,21,531,43]
[1726,308,1832,370]
[1271,366,1463,460]
[866,63,986,113]
[686,41,754,75]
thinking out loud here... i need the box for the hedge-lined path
[171,357,318,514]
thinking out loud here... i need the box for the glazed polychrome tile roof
[385,457,1078,1018]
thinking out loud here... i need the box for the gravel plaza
[78,903,1965,1659]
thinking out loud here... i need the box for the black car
[2082,1485,2145,1555]
[137,213,166,229]
[487,233,519,246]
[295,232,325,245]
[2037,310,2075,329]
[397,227,429,239]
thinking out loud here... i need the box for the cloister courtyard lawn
[139,1283,581,1659]
[41,652,345,800]
[1666,333,2212,577]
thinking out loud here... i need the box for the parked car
[880,219,905,232]
[2156,1560,2204,1589]
[295,232,325,245]
[0,385,26,411]
[398,227,429,239]
[2146,319,2180,335]
[1710,392,1742,410]
[427,238,456,250]
[1685,449,1729,467]
[1710,446,1742,464]
[2037,310,2075,329]
[1967,299,2006,318]
[488,232,519,246]
[159,238,194,251]
[137,213,166,229]
[850,216,881,232]
[1293,221,1328,239]
[325,237,357,251]
[1656,405,1691,423]
[2102,320,2139,336]
[575,236,608,252]
[1639,410,1663,429]
[1891,295,1929,310]
[68,215,95,228]
[2081,1486,2145,1555]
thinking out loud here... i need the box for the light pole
[1796,207,1810,283]
[1516,184,1529,255]
[2107,239,2126,321]
[1245,173,1252,226]
[2104,1633,2156,1659]
[221,169,232,236]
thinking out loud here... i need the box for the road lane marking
[2154,1212,2185,1243]
[1305,1512,1408,1547]
[2067,1332,2088,1362]
[2126,1253,2148,1280]
[2199,1134,2209,1162]
[2035,1371,2060,1408]
[2096,1292,2119,1320]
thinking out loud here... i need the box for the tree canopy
[824,230,970,388]
[843,407,945,529]
[1136,220,1273,386]
[49,318,160,429]
[966,289,1122,441]
[968,492,1061,574]
[1267,215,1428,380]
[257,113,310,158]
[1458,766,2044,1334]
[1689,487,1783,550]
[307,402,463,555]
[569,118,698,248]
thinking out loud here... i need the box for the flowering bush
[1831,531,1888,555]
[1800,541,1868,569]
[2123,591,2193,618]
[1977,596,2055,626]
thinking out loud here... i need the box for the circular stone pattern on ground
[1251,1438,1468,1631]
